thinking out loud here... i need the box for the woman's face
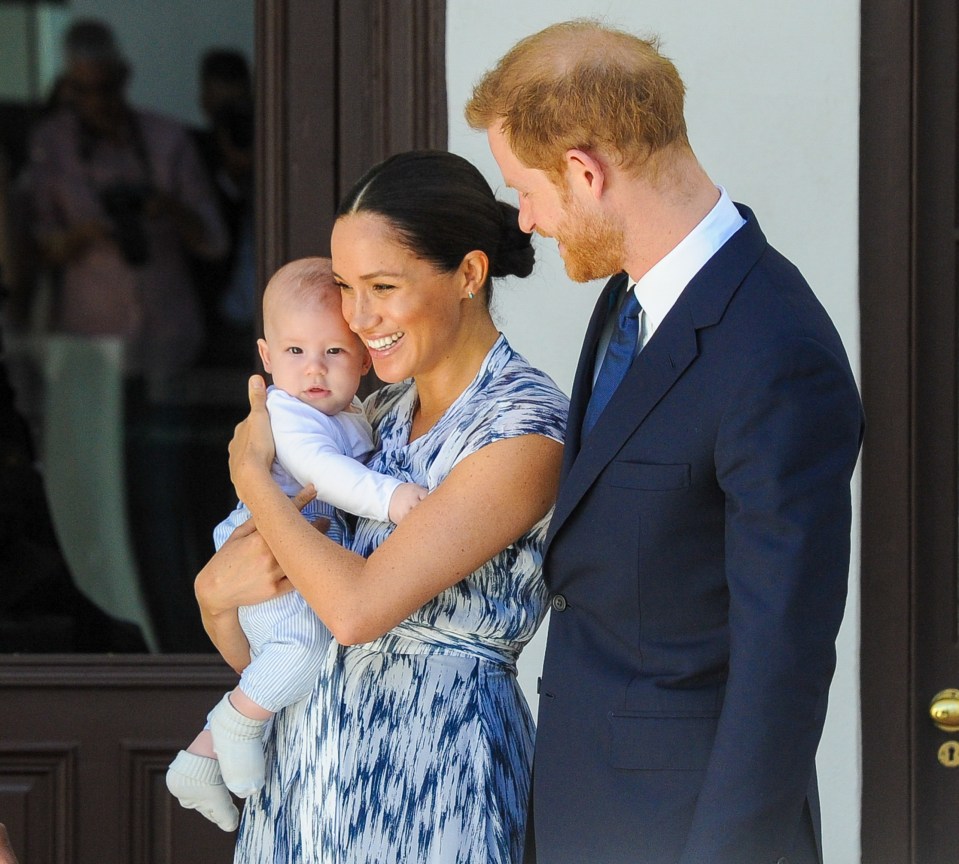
[331,213,465,384]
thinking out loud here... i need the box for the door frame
[255,0,448,291]
[859,0,914,858]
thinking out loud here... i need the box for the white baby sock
[165,750,239,832]
[208,693,268,797]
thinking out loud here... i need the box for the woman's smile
[366,331,405,352]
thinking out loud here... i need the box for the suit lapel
[545,204,767,550]
[546,304,699,546]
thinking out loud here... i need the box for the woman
[196,150,568,863]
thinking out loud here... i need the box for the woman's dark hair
[336,150,534,301]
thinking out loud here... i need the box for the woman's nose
[346,292,377,332]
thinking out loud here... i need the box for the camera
[98,181,153,266]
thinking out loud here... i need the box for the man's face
[63,57,126,136]
[201,78,250,122]
[552,184,627,283]
[486,122,625,282]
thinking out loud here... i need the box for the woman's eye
[336,281,352,293]
[373,283,395,293]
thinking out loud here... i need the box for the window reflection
[0,3,255,653]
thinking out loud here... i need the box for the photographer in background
[191,49,255,366]
[24,19,229,652]
[26,18,228,394]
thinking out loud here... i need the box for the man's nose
[517,198,535,234]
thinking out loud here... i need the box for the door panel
[0,658,237,864]
[860,0,959,859]
[913,0,959,857]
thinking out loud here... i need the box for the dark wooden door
[860,0,959,860]
[0,2,445,862]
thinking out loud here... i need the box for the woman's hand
[229,376,277,501]
[196,517,294,616]
[195,488,316,673]
[194,515,292,673]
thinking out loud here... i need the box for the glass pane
[0,2,255,653]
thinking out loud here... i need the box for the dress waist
[357,625,521,670]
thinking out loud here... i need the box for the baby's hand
[388,482,429,523]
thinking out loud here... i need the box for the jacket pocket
[602,461,690,491]
[607,712,717,770]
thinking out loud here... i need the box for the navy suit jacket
[530,206,864,864]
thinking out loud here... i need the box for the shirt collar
[630,187,745,340]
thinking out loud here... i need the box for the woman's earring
[468,291,475,300]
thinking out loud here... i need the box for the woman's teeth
[367,332,404,350]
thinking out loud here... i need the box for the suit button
[551,594,568,612]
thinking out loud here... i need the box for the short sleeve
[438,363,568,474]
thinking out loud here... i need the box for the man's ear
[256,338,272,373]
[565,148,607,200]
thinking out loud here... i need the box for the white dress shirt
[594,187,745,380]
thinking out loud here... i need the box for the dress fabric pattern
[233,334,568,864]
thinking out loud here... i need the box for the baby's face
[259,295,371,415]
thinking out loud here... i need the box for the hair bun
[490,201,535,278]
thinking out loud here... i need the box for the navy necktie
[583,287,641,435]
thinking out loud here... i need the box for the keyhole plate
[937,740,959,767]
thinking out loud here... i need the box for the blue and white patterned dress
[234,334,568,864]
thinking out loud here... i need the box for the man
[27,18,227,391]
[191,49,256,363]
[25,19,230,652]
[466,20,864,864]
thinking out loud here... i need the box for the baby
[165,257,427,830]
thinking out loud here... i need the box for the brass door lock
[929,689,959,732]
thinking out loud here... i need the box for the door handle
[929,689,959,732]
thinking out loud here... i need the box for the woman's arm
[230,376,563,645]
[195,497,317,671]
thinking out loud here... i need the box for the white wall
[446,3,862,862]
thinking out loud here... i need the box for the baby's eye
[288,346,303,355]
[327,347,343,355]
